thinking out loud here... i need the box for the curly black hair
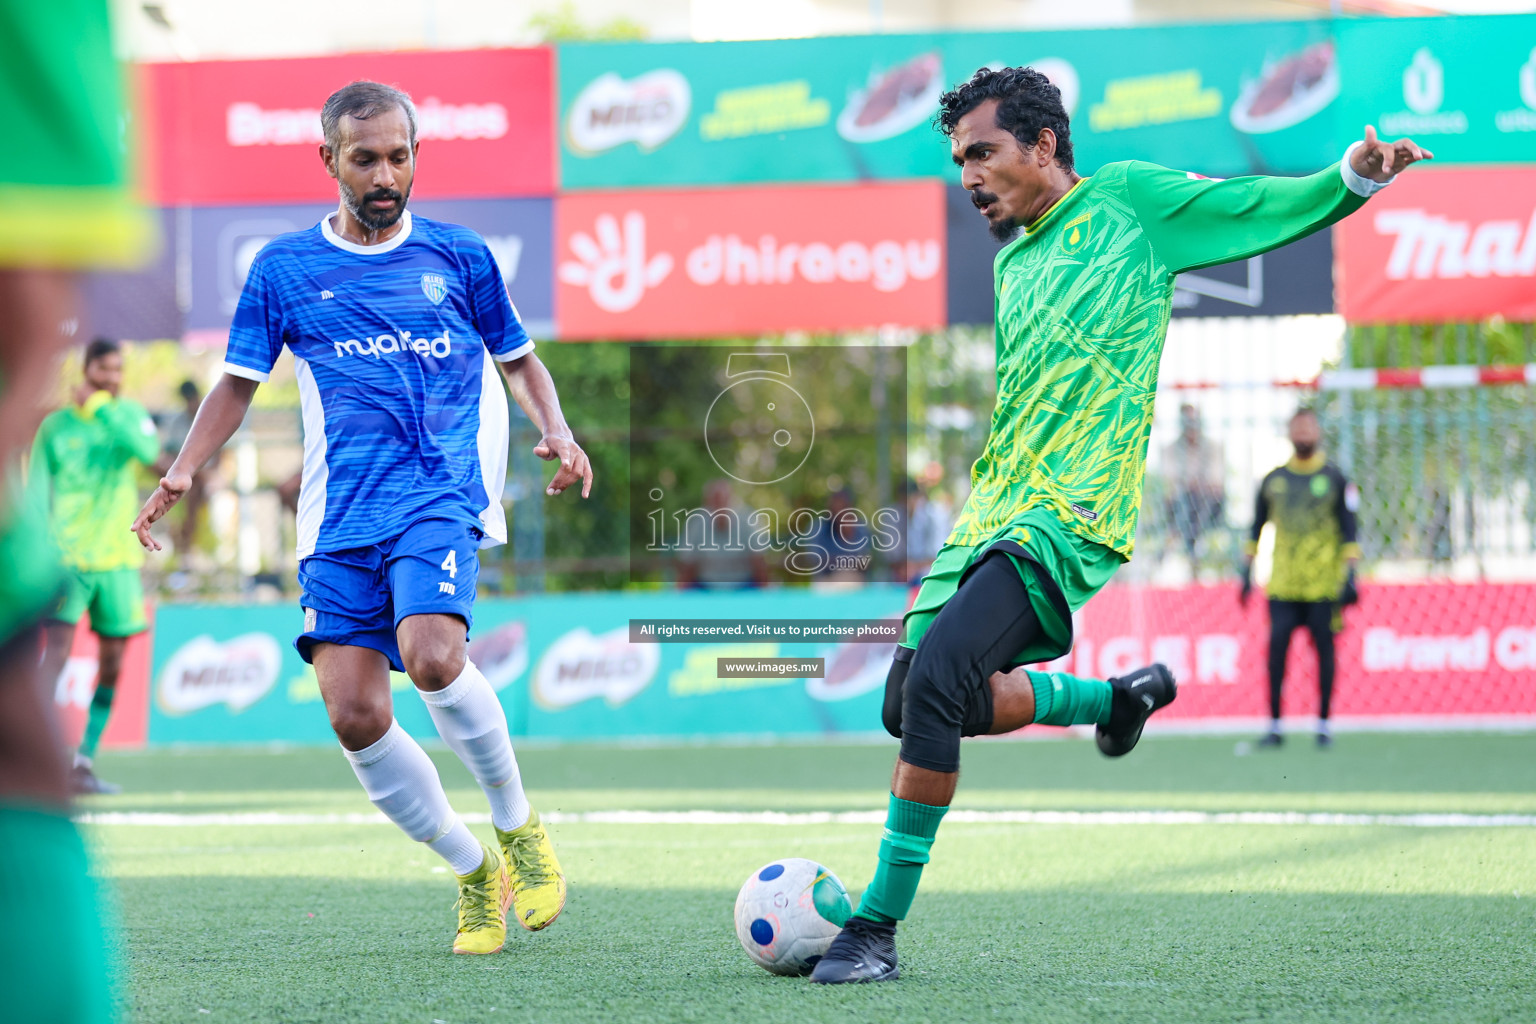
[935,66,1074,172]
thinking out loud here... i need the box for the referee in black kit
[1241,408,1360,749]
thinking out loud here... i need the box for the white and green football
[733,858,852,976]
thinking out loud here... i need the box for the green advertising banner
[147,588,909,746]
[557,20,1345,189]
[1336,15,1536,165]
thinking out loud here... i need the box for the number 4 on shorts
[441,550,457,578]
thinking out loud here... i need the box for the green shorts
[902,509,1125,667]
[51,567,146,637]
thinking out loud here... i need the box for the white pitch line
[75,809,1536,828]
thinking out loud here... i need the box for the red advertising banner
[1336,166,1536,324]
[140,49,555,205]
[53,615,153,751]
[1037,582,1536,721]
[555,182,946,338]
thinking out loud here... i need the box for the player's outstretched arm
[132,373,258,550]
[1126,125,1432,276]
[498,352,592,499]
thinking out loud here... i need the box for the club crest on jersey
[1061,212,1093,255]
[420,272,449,305]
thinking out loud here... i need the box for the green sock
[77,683,117,761]
[852,793,948,924]
[1029,670,1114,727]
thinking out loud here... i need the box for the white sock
[342,719,485,875]
[419,660,530,831]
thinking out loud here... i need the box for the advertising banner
[945,186,1336,324]
[557,20,1341,190]
[147,588,910,745]
[82,209,183,341]
[145,580,1536,746]
[1336,14,1536,166]
[1336,166,1536,323]
[54,617,152,751]
[185,198,554,335]
[555,182,945,339]
[142,48,555,205]
[1040,582,1536,721]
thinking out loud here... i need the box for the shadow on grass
[117,876,1535,1024]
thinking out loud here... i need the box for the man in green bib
[811,65,1431,984]
[33,337,159,794]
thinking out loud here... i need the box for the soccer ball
[734,858,852,976]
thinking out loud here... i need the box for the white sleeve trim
[492,339,536,363]
[222,361,271,383]
[1340,141,1394,198]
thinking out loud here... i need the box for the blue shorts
[296,517,483,673]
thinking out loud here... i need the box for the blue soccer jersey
[224,211,533,558]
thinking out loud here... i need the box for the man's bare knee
[329,698,392,751]
[397,615,466,692]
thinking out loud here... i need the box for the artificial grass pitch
[86,734,1536,1023]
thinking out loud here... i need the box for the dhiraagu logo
[1061,212,1093,255]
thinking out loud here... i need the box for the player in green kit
[811,65,1432,984]
[33,337,159,794]
[0,0,151,1018]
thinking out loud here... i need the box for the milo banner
[557,20,1343,189]
[146,588,909,745]
[1335,15,1536,167]
[145,581,1536,746]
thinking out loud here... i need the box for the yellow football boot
[452,843,511,955]
[497,809,567,931]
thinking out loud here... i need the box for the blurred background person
[1162,402,1226,567]
[675,478,768,589]
[32,338,159,794]
[1241,407,1360,749]
[903,468,953,585]
[809,487,872,583]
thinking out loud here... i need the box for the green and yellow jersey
[30,392,158,572]
[0,0,150,268]
[948,159,1370,560]
[1248,454,1360,603]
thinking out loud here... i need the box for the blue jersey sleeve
[466,240,534,362]
[224,253,285,382]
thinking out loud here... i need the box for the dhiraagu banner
[556,20,1344,189]
[1336,14,1536,165]
[147,587,910,745]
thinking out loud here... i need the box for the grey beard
[339,180,408,232]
